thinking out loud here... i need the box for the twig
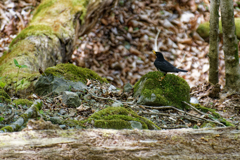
[182,101,205,115]
[161,125,188,129]
[176,53,186,68]
[41,91,53,98]
[143,105,186,113]
[141,111,175,117]
[89,92,119,103]
[153,29,161,51]
[122,99,137,105]
[182,101,226,127]
[142,105,226,127]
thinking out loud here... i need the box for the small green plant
[119,0,124,6]
[124,26,129,31]
[133,27,139,31]
[39,110,44,114]
[36,101,43,110]
[68,85,72,91]
[0,116,4,122]
[14,59,28,95]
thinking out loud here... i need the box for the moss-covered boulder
[196,18,240,39]
[35,63,107,96]
[44,63,107,84]
[85,107,160,130]
[134,71,190,109]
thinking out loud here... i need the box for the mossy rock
[13,99,33,107]
[0,89,11,103]
[196,18,240,39]
[85,107,160,130]
[35,63,108,96]
[134,71,190,109]
[44,63,108,84]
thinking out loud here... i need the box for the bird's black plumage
[153,50,187,74]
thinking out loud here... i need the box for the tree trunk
[0,0,117,96]
[220,0,240,92]
[209,0,220,85]
[0,128,240,159]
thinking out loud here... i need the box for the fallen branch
[182,101,226,127]
[0,100,41,132]
[142,105,226,127]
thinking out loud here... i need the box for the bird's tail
[177,69,188,72]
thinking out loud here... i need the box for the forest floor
[1,0,240,129]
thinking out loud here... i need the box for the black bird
[153,50,187,81]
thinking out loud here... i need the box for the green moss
[0,89,11,103]
[16,78,31,90]
[134,71,190,109]
[0,96,11,103]
[13,99,33,107]
[31,0,89,27]
[9,25,54,48]
[0,89,10,100]
[192,103,235,127]
[86,107,160,130]
[219,118,235,127]
[0,126,13,132]
[44,63,108,84]
[196,22,210,39]
[95,119,131,129]
[192,104,220,118]
[32,0,57,21]
[200,122,216,128]
[197,18,240,39]
[235,18,240,38]
[0,40,36,76]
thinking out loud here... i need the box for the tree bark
[220,0,240,91]
[0,127,239,159]
[0,0,117,96]
[209,0,220,85]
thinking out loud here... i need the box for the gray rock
[130,121,142,129]
[35,75,87,96]
[59,125,66,129]
[123,83,133,93]
[108,85,116,91]
[190,97,199,104]
[137,93,157,105]
[59,108,67,115]
[112,101,123,107]
[62,91,81,108]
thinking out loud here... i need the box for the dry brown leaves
[72,0,217,88]
[1,0,240,90]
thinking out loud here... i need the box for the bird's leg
[159,73,167,81]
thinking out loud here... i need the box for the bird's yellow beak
[152,50,156,55]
